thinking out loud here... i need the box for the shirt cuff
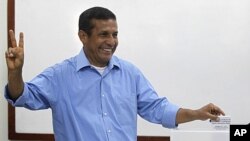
[4,84,28,107]
[162,102,180,128]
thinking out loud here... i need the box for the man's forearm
[176,108,198,124]
[175,103,225,125]
[8,70,24,99]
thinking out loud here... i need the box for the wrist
[8,68,22,74]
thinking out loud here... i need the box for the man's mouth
[102,48,113,53]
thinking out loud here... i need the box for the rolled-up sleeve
[4,84,30,107]
[135,67,180,128]
[161,102,180,128]
[4,66,58,110]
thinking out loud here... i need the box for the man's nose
[106,35,116,46]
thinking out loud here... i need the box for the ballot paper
[210,116,231,130]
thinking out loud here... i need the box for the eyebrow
[98,30,118,35]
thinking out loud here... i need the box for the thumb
[208,113,219,121]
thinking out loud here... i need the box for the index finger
[9,30,17,48]
[18,32,24,48]
[213,105,225,116]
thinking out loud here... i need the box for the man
[5,7,225,141]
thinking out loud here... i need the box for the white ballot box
[171,116,231,141]
[171,128,229,141]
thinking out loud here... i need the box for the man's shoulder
[44,56,77,73]
[113,56,134,67]
[113,56,141,73]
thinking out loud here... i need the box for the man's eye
[100,32,108,37]
[113,33,118,38]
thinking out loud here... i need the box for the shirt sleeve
[5,83,33,107]
[135,69,180,128]
[161,101,180,128]
[4,67,59,110]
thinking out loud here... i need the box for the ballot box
[170,128,229,141]
[171,116,230,141]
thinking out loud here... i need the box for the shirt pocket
[115,91,136,105]
[115,91,137,125]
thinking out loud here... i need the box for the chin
[104,57,111,62]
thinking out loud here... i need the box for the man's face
[79,19,118,67]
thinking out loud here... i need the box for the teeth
[103,48,112,52]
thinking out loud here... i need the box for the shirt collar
[76,48,120,71]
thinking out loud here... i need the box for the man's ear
[78,30,88,44]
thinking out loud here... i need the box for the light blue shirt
[5,49,180,141]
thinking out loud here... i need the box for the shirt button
[102,94,105,97]
[107,129,111,133]
[103,113,107,116]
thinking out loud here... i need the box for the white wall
[0,0,9,140]
[1,0,250,140]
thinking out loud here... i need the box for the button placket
[100,77,112,139]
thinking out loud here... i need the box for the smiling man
[5,7,225,141]
[78,17,118,67]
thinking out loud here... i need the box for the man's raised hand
[5,30,24,72]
